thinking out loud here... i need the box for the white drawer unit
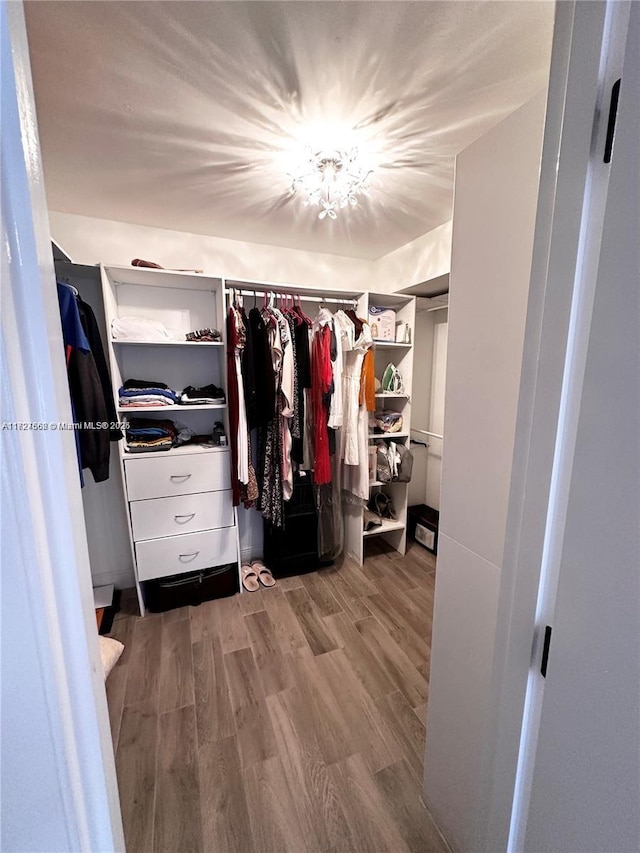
[130,490,234,541]
[124,451,230,501]
[101,265,243,614]
[135,527,238,582]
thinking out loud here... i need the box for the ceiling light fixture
[289,148,373,220]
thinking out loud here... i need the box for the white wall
[373,220,452,293]
[423,92,547,852]
[49,211,375,291]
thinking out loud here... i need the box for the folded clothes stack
[112,316,181,342]
[179,384,226,405]
[119,378,179,408]
[186,328,221,342]
[125,418,178,452]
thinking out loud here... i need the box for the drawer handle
[174,513,196,524]
[179,551,200,561]
[170,473,192,481]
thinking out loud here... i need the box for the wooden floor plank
[158,617,194,714]
[262,586,310,656]
[375,758,449,853]
[218,595,252,654]
[162,604,190,624]
[376,690,428,785]
[315,648,404,775]
[193,635,235,746]
[300,571,343,616]
[123,615,162,709]
[365,591,430,671]
[267,688,351,851]
[285,586,338,656]
[245,755,307,853]
[293,649,359,767]
[224,647,277,768]
[189,597,220,643]
[154,705,203,853]
[329,753,411,853]
[356,615,428,707]
[116,705,158,853]
[325,610,397,700]
[199,734,254,853]
[105,657,128,751]
[245,609,293,696]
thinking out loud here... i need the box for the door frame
[475,1,632,849]
[2,2,124,849]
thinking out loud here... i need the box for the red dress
[311,324,333,485]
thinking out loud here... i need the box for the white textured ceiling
[25,1,553,260]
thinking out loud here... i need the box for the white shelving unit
[344,290,416,565]
[101,264,240,614]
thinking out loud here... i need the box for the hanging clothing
[226,307,242,506]
[57,282,111,484]
[275,309,294,501]
[342,322,373,466]
[257,305,285,527]
[328,316,344,429]
[76,296,122,441]
[342,321,373,501]
[240,308,258,429]
[292,317,311,464]
[359,348,376,412]
[248,307,276,426]
[310,322,333,485]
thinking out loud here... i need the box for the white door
[523,5,639,849]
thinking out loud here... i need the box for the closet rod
[412,428,444,440]
[426,304,448,312]
[228,288,357,307]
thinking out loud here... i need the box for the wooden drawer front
[135,527,237,582]
[130,491,233,541]
[124,452,230,501]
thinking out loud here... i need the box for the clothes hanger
[293,293,312,326]
[58,277,79,297]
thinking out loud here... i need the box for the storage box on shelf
[101,264,240,615]
[344,291,416,566]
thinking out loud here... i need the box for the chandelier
[289,148,373,220]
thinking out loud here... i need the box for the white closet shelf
[123,444,229,460]
[369,480,385,488]
[372,341,412,349]
[363,519,406,537]
[375,392,410,399]
[111,339,224,347]
[118,404,226,412]
[368,432,410,441]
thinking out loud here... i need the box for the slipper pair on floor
[241,560,275,592]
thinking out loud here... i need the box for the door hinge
[540,625,553,678]
[603,78,621,163]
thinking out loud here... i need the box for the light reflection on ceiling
[24,1,554,260]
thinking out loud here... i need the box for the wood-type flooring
[106,539,449,853]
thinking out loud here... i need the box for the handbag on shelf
[374,410,404,433]
[395,442,414,482]
[375,441,392,483]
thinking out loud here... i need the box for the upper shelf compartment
[102,264,224,344]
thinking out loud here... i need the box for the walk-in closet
[9,1,559,850]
